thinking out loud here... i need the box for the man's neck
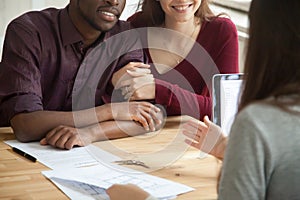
[68,6,102,47]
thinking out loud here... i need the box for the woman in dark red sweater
[113,0,239,120]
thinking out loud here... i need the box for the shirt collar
[59,6,121,47]
[60,6,83,46]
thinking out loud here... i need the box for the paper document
[5,140,120,169]
[220,79,243,135]
[47,177,109,200]
[48,177,175,200]
[42,164,194,199]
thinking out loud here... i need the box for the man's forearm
[83,120,152,143]
[10,104,112,142]
[84,110,165,143]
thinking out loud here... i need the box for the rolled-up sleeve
[0,20,43,126]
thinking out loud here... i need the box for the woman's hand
[107,184,150,200]
[112,62,151,88]
[181,116,227,160]
[112,62,155,101]
[121,70,155,100]
[110,102,162,132]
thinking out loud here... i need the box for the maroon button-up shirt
[0,7,145,126]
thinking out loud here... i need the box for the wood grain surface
[0,116,221,200]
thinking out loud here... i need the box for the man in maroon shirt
[0,0,162,149]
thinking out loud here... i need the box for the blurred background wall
[0,0,139,59]
[0,0,248,72]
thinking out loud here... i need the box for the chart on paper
[43,164,194,200]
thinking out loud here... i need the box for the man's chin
[95,22,118,32]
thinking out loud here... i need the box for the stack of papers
[5,140,120,169]
[5,140,194,199]
[43,164,194,200]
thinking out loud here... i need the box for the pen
[12,147,37,162]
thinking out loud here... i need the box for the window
[211,0,251,13]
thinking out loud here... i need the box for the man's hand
[110,102,162,132]
[40,125,90,150]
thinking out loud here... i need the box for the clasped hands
[39,62,160,150]
[112,62,155,101]
[40,102,162,150]
[113,63,228,159]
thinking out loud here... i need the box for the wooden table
[0,116,221,199]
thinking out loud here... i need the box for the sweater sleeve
[209,17,239,74]
[155,79,210,119]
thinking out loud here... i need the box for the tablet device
[212,73,244,136]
